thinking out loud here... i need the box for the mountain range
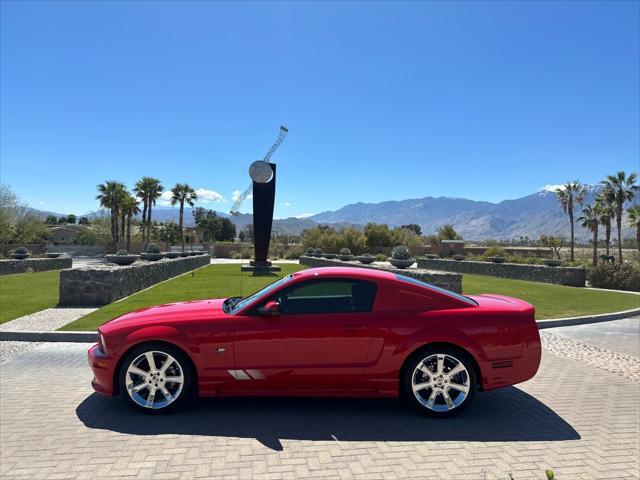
[310,185,636,242]
[34,186,637,242]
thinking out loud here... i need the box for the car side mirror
[257,300,281,316]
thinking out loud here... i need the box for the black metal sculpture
[249,162,277,270]
[232,126,288,272]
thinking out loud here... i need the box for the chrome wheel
[125,350,184,410]
[411,353,471,412]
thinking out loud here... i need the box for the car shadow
[76,387,579,451]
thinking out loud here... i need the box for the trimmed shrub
[313,248,323,255]
[145,243,161,254]
[484,246,507,258]
[340,248,352,256]
[14,246,29,255]
[117,249,129,256]
[391,245,412,260]
[284,245,304,260]
[375,253,388,262]
[587,263,640,292]
[305,247,314,256]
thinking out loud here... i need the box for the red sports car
[88,267,541,416]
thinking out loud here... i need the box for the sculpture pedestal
[241,261,281,273]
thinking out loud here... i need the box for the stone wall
[59,255,210,306]
[0,257,72,276]
[416,258,586,287]
[0,244,46,257]
[299,256,462,293]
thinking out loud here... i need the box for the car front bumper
[88,344,116,396]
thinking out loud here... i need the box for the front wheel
[118,343,193,414]
[403,347,477,417]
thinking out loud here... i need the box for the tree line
[555,170,639,265]
[96,178,198,252]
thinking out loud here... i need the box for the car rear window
[395,274,478,306]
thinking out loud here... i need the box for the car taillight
[97,333,107,354]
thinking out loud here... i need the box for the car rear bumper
[88,344,116,396]
[481,330,542,391]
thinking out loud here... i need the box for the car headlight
[97,332,108,354]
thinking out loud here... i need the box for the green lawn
[61,264,305,331]
[463,274,639,319]
[60,263,639,331]
[0,270,61,324]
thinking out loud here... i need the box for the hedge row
[587,263,640,292]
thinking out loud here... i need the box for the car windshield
[226,274,295,314]
[395,274,478,306]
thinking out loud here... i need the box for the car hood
[101,298,227,330]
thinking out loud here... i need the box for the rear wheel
[403,346,477,417]
[118,343,192,414]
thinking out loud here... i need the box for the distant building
[48,225,83,245]
[441,240,465,257]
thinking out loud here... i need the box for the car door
[230,278,378,394]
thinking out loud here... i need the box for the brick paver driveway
[1,321,639,479]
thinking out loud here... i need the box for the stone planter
[357,256,375,264]
[424,254,439,259]
[338,255,354,261]
[389,258,415,269]
[488,256,506,264]
[165,252,181,259]
[45,252,63,258]
[141,253,165,261]
[323,254,337,259]
[60,254,210,306]
[105,254,140,266]
[452,254,466,261]
[543,259,562,267]
[179,252,190,257]
[11,253,30,260]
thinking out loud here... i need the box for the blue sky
[1,1,638,218]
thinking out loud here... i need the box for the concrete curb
[0,330,96,343]
[1,308,639,343]
[536,307,640,329]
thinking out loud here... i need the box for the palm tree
[627,205,640,254]
[134,179,149,243]
[578,204,601,265]
[170,183,198,251]
[134,177,163,245]
[596,188,615,256]
[146,179,164,243]
[555,181,586,262]
[121,194,141,252]
[96,181,126,252]
[602,171,639,263]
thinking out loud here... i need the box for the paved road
[546,316,640,358]
[0,324,638,479]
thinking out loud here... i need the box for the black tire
[118,342,194,414]
[402,346,477,417]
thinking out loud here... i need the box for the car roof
[291,267,476,307]
[292,266,397,282]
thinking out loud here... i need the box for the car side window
[272,279,377,315]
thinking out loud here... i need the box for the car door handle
[345,323,365,332]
